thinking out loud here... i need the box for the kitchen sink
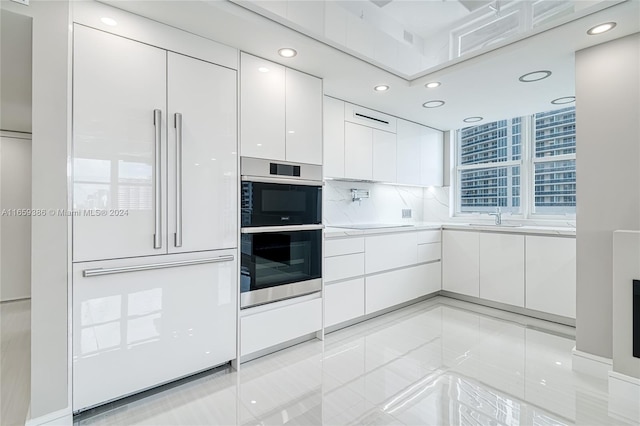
[468,223,523,228]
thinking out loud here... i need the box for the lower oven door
[240,228,322,308]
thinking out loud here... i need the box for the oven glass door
[240,230,321,307]
[241,181,322,227]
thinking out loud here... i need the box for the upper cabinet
[73,25,237,262]
[397,119,444,187]
[240,53,322,165]
[323,96,443,186]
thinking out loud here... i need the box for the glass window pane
[534,107,576,158]
[459,166,520,214]
[534,160,576,214]
[459,118,521,166]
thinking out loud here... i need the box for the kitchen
[0,0,638,425]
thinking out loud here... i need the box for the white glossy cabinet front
[365,232,418,274]
[240,54,285,161]
[73,26,237,261]
[285,68,323,164]
[442,230,480,297]
[525,236,576,318]
[372,130,397,182]
[73,25,167,261]
[479,233,525,307]
[166,53,237,254]
[344,122,373,180]
[72,250,237,411]
[396,119,421,185]
[323,96,345,178]
[366,263,440,314]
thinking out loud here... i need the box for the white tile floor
[1,296,635,425]
[67,296,636,426]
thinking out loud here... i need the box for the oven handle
[241,175,324,187]
[241,224,324,234]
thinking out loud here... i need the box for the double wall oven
[240,157,323,309]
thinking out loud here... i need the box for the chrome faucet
[488,207,502,225]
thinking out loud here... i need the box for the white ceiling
[101,0,639,131]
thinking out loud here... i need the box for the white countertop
[324,222,576,238]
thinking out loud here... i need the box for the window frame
[453,111,576,221]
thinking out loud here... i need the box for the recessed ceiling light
[100,17,117,26]
[587,22,616,35]
[463,116,483,123]
[374,85,389,92]
[278,48,297,58]
[425,82,441,89]
[518,70,552,83]
[551,96,575,105]
[422,100,445,108]
[258,67,269,73]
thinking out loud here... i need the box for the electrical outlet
[10,0,29,5]
[402,209,412,218]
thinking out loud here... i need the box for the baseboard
[608,371,640,424]
[571,347,612,379]
[25,408,72,426]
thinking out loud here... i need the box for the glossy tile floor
[74,297,637,426]
[0,299,31,426]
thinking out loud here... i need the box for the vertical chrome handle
[174,113,183,248]
[153,109,162,249]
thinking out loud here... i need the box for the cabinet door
[325,278,365,327]
[323,96,345,178]
[167,53,237,254]
[240,53,285,161]
[442,230,480,297]
[73,26,167,262]
[366,263,438,314]
[285,68,322,165]
[420,126,444,187]
[344,122,373,180]
[365,232,418,274]
[372,129,397,183]
[526,236,576,318]
[396,119,421,185]
[72,250,237,411]
[479,233,524,307]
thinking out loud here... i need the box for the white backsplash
[323,180,425,225]
[422,185,451,222]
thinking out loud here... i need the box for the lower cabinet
[72,249,237,411]
[525,235,576,318]
[366,262,441,314]
[325,278,365,327]
[442,230,480,297]
[479,233,525,307]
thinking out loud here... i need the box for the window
[455,106,576,217]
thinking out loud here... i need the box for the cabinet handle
[175,113,183,248]
[82,255,235,277]
[153,109,162,249]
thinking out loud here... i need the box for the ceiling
[101,0,640,131]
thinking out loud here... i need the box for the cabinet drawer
[325,237,365,257]
[418,242,441,263]
[325,253,365,282]
[365,232,418,274]
[241,298,322,356]
[417,230,441,244]
[365,263,440,314]
[325,278,365,327]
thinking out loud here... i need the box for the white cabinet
[72,250,237,411]
[365,232,418,274]
[325,278,365,327]
[525,236,576,318]
[479,233,525,307]
[324,237,365,327]
[323,96,345,178]
[366,263,440,314]
[344,122,373,180]
[372,129,397,182]
[73,26,237,262]
[442,230,480,297]
[240,53,322,165]
[396,119,444,186]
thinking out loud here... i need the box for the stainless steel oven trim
[241,224,324,233]
[241,156,323,181]
[241,175,323,186]
[240,278,322,309]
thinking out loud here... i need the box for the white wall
[0,10,32,133]
[575,33,640,360]
[1,1,72,423]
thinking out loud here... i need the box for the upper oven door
[241,180,322,227]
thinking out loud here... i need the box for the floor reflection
[75,297,634,426]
